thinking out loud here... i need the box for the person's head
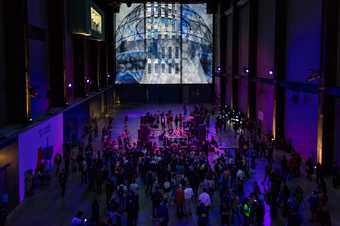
[76,211,83,219]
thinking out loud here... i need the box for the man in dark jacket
[197,202,209,226]
[0,203,7,226]
[126,191,139,226]
[58,169,67,197]
[157,200,169,226]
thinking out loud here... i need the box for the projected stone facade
[115,2,212,84]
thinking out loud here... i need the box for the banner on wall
[18,113,63,201]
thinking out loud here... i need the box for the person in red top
[175,184,185,218]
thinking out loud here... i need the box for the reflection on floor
[7,104,340,226]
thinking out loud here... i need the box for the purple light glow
[86,79,90,84]
[18,113,64,202]
[67,83,72,88]
[284,90,318,160]
[268,70,274,76]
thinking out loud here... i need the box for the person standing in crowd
[64,143,71,174]
[175,184,185,218]
[151,187,162,218]
[126,190,139,226]
[0,203,7,226]
[197,201,209,226]
[157,200,169,226]
[184,183,194,215]
[54,152,62,176]
[91,199,100,224]
[71,211,85,226]
[199,188,212,209]
[305,157,314,180]
[220,197,231,226]
[58,169,67,197]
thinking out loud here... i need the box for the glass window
[155,63,159,73]
[148,64,152,73]
[162,64,165,73]
[168,63,172,74]
[175,47,179,58]
[175,63,180,74]
[161,47,165,58]
[168,47,172,59]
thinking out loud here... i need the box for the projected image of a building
[115,3,212,84]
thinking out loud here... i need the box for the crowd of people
[3,104,337,226]
[65,104,336,226]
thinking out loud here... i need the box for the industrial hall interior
[1,0,340,226]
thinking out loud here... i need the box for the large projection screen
[115,3,213,84]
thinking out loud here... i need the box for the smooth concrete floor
[6,104,340,226]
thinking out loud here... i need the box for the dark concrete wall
[226,78,232,107]
[64,0,74,95]
[337,11,340,87]
[254,0,276,135]
[237,4,249,114]
[238,79,248,114]
[256,82,274,134]
[238,4,249,75]
[0,0,7,126]
[27,0,49,119]
[334,98,340,165]
[225,15,233,106]
[285,0,322,83]
[256,0,275,78]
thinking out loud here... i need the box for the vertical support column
[231,0,239,110]
[248,0,258,120]
[4,0,30,123]
[317,0,338,166]
[272,0,287,140]
[48,0,66,107]
[105,6,114,85]
[73,35,86,97]
[220,5,228,107]
[96,41,101,90]
[99,41,107,88]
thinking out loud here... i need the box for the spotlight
[67,83,72,88]
[268,70,274,76]
[244,68,250,74]
[28,117,33,122]
[107,74,111,78]
[216,66,222,73]
[86,79,90,84]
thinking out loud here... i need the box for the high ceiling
[99,0,212,4]
[97,0,224,7]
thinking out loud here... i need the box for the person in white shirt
[198,188,211,208]
[129,180,139,195]
[184,184,194,215]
